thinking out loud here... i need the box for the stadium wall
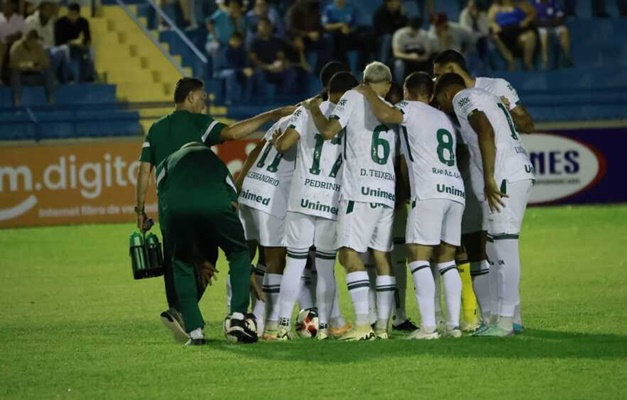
[0,138,257,228]
[0,126,625,228]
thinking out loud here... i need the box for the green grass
[1,205,627,399]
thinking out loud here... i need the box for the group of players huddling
[138,49,536,345]
[237,48,535,342]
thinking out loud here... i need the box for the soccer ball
[223,312,258,343]
[296,308,319,338]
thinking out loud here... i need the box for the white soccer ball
[223,312,258,343]
[295,308,319,338]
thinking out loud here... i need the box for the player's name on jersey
[299,198,339,216]
[304,178,341,192]
[361,186,395,201]
[436,183,465,199]
[432,167,462,178]
[240,189,271,206]
[360,168,395,181]
[246,170,280,187]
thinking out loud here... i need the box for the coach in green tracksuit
[135,77,294,342]
[157,142,251,344]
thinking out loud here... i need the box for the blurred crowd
[165,0,625,104]
[0,0,95,105]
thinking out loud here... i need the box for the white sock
[190,328,203,340]
[471,260,491,321]
[365,263,377,324]
[438,261,462,329]
[330,279,346,328]
[392,245,408,323]
[432,263,442,322]
[486,241,501,321]
[278,249,309,327]
[410,261,436,329]
[251,263,266,309]
[375,275,396,332]
[497,238,521,320]
[314,250,336,328]
[263,273,282,331]
[298,262,314,311]
[346,270,371,327]
[225,272,232,313]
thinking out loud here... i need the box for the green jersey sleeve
[139,130,153,164]
[195,114,227,146]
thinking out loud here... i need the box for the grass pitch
[1,205,626,399]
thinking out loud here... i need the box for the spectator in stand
[250,17,296,95]
[460,0,490,37]
[0,0,26,81]
[205,0,245,56]
[54,3,95,82]
[533,0,573,69]
[373,0,407,65]
[563,0,627,17]
[321,0,371,71]
[286,0,332,74]
[392,17,433,82]
[25,1,71,82]
[429,12,478,54]
[9,29,55,105]
[216,31,253,105]
[246,0,284,46]
[156,0,194,30]
[283,35,311,94]
[488,0,537,71]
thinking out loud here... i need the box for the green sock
[172,259,204,332]
[228,250,252,314]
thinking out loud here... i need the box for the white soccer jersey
[453,88,535,192]
[397,100,465,205]
[475,77,520,111]
[287,102,343,220]
[331,89,396,208]
[239,116,295,219]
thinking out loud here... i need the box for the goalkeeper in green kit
[157,142,259,345]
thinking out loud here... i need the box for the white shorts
[486,179,534,237]
[283,211,338,251]
[337,200,394,253]
[406,198,464,247]
[238,204,284,248]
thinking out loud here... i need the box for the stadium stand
[0,0,626,141]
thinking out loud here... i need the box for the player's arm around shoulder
[304,96,342,140]
[496,78,535,134]
[355,83,403,125]
[274,106,304,153]
[236,139,266,192]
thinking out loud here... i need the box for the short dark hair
[320,61,350,88]
[174,78,204,103]
[433,49,468,72]
[68,3,80,13]
[408,16,422,29]
[434,73,466,97]
[329,71,358,95]
[385,81,403,104]
[404,72,434,98]
[231,31,243,40]
[228,0,243,7]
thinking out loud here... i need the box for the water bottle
[144,232,164,278]
[129,232,149,280]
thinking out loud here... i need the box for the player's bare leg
[371,249,396,339]
[406,244,439,340]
